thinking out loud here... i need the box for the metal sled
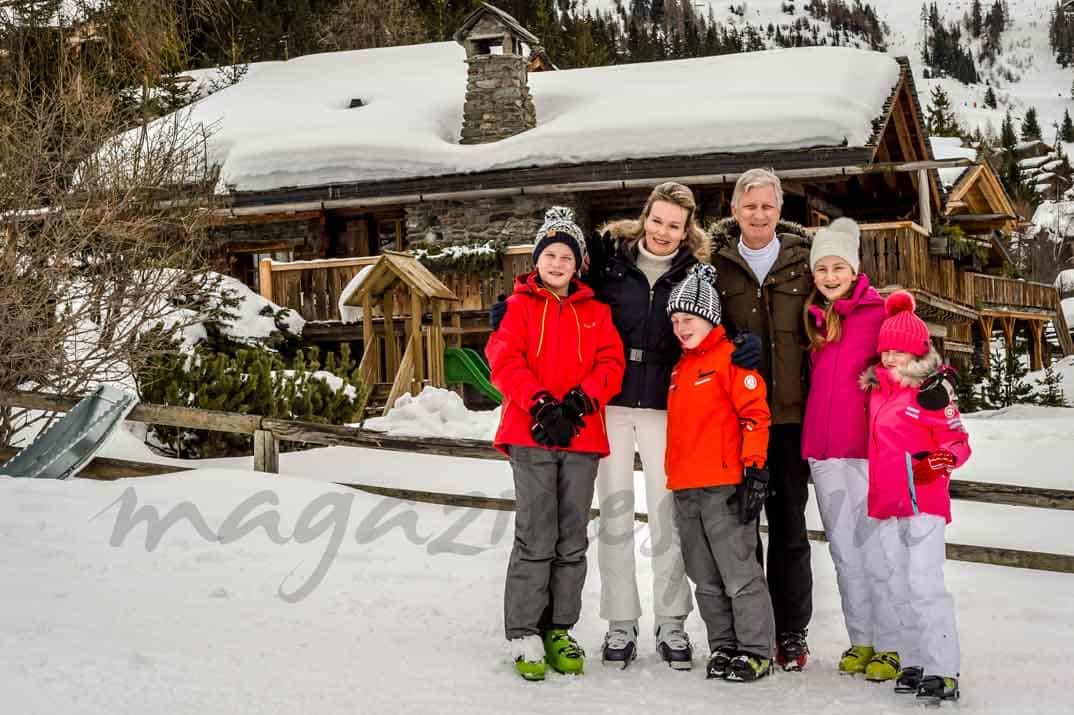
[0,385,139,480]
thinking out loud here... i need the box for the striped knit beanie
[667,263,721,325]
[533,206,586,269]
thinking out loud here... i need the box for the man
[708,168,813,672]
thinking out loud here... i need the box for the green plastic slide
[443,347,503,404]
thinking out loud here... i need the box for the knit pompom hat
[877,290,931,356]
[667,263,721,326]
[533,206,586,270]
[809,216,861,272]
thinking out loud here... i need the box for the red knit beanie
[877,291,931,356]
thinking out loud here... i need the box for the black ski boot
[705,646,737,679]
[894,665,924,693]
[656,621,693,671]
[601,624,637,669]
[775,629,809,671]
[725,652,773,682]
[917,675,960,703]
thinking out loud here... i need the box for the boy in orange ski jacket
[664,263,775,683]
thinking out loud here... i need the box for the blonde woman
[585,182,760,670]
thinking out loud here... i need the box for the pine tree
[1062,109,1074,142]
[1021,106,1043,141]
[1001,109,1018,149]
[1035,362,1069,406]
[983,346,1038,409]
[926,85,961,136]
[971,0,983,37]
[984,84,997,108]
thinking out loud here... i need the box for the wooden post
[1001,317,1016,358]
[918,168,932,235]
[410,290,424,395]
[979,315,995,372]
[1029,320,1044,371]
[430,299,445,388]
[361,292,379,382]
[253,429,279,474]
[449,312,462,348]
[258,258,274,302]
[383,289,398,378]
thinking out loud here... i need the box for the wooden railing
[3,388,1074,574]
[972,274,1062,314]
[258,246,535,322]
[858,221,975,307]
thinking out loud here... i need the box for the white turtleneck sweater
[635,240,677,288]
[737,234,781,284]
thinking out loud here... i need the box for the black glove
[916,365,958,410]
[529,391,578,448]
[727,465,769,525]
[730,329,762,371]
[489,294,508,331]
[584,231,616,277]
[561,386,597,429]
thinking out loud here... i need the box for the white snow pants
[811,458,902,651]
[595,405,693,628]
[875,514,961,677]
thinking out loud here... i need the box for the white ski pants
[812,458,901,651]
[595,405,693,628]
[875,513,961,677]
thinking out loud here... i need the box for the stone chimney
[453,3,539,145]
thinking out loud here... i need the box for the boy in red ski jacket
[486,207,624,681]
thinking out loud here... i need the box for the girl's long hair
[803,279,858,351]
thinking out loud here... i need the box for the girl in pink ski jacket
[800,218,890,681]
[859,290,970,703]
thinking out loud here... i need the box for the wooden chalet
[187,4,1069,378]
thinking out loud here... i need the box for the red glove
[911,450,956,484]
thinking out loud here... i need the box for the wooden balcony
[859,221,977,321]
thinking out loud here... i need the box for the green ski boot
[543,629,585,675]
[509,635,546,681]
[865,651,900,682]
[838,645,875,675]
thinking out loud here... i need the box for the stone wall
[405,193,589,248]
[460,54,536,145]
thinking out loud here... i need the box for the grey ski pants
[674,486,775,657]
[504,445,599,639]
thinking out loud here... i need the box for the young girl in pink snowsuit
[799,218,892,680]
[860,290,971,703]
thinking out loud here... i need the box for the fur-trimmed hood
[859,347,942,391]
[601,218,711,263]
[706,216,812,253]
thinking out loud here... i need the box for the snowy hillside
[589,0,1074,149]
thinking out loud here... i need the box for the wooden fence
[2,389,1072,574]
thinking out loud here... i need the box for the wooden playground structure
[341,251,459,417]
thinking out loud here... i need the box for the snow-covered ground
[3,377,1072,713]
[3,457,1073,713]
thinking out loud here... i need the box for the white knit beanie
[667,263,721,326]
[809,217,861,273]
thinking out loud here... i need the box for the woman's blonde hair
[599,181,710,261]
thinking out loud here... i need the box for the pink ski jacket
[861,351,971,523]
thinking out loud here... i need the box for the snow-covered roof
[155,44,902,194]
[1019,155,1053,169]
[930,137,976,189]
[1030,201,1074,240]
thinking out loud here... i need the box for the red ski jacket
[486,272,625,456]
